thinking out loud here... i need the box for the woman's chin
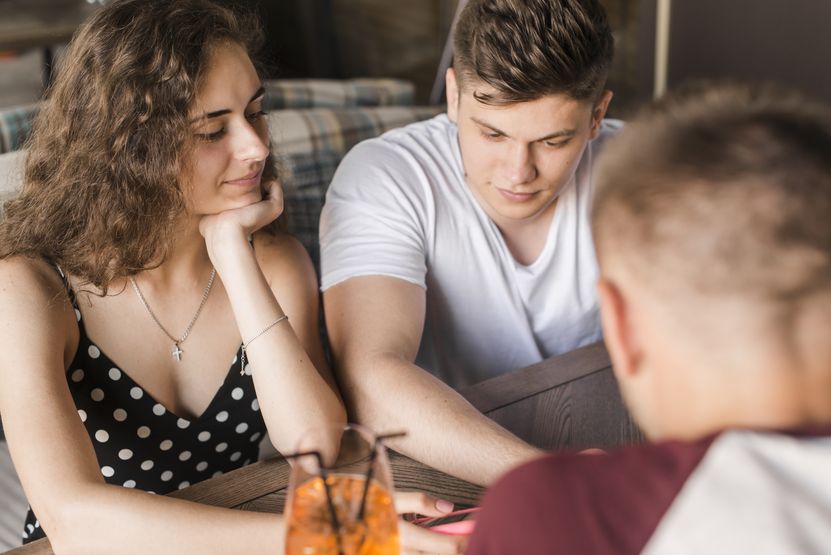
[226,191,263,209]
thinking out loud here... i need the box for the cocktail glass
[284,424,400,555]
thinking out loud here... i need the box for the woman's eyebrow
[250,85,265,102]
[191,86,266,122]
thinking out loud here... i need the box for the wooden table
[6,451,483,555]
[461,341,642,450]
[4,341,639,554]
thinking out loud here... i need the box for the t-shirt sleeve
[319,138,431,290]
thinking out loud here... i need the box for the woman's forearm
[49,482,283,555]
[206,234,345,454]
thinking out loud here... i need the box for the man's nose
[505,144,536,185]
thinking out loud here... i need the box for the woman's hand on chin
[199,179,284,255]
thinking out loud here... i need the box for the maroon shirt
[466,426,831,555]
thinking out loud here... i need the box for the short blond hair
[593,83,831,308]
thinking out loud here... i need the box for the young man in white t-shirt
[320,0,617,487]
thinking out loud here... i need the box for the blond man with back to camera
[466,83,831,554]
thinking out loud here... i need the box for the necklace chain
[129,268,216,361]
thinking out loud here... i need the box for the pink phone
[412,507,479,537]
[429,519,477,536]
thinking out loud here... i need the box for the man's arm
[324,275,541,486]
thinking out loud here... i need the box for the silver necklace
[129,268,217,362]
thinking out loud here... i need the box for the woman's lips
[224,168,262,187]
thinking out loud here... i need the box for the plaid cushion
[0,80,415,155]
[269,105,442,271]
[263,78,415,110]
[0,104,38,154]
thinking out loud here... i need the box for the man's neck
[493,197,559,266]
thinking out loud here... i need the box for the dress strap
[52,263,80,310]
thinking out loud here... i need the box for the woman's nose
[234,121,270,162]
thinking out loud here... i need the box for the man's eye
[195,128,226,142]
[544,139,571,148]
[481,130,503,140]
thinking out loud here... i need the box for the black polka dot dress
[22,270,267,544]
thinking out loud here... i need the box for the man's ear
[446,67,460,123]
[597,277,640,382]
[589,90,614,140]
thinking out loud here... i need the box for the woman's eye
[247,110,267,122]
[196,128,226,142]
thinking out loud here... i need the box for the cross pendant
[172,344,183,361]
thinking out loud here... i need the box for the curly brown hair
[453,0,614,105]
[0,0,277,292]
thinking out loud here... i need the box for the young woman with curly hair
[0,0,350,551]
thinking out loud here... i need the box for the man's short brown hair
[593,83,831,308]
[453,0,614,104]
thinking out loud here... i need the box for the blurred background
[2,0,829,116]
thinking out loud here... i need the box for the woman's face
[183,41,270,215]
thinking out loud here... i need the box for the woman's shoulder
[0,255,66,300]
[0,256,76,347]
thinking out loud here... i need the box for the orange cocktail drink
[285,474,398,555]
[284,424,401,555]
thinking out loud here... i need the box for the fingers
[394,491,455,518]
[199,178,284,240]
[262,178,284,218]
[399,519,467,555]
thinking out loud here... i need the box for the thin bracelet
[239,314,289,375]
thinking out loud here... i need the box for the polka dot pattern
[23,277,267,545]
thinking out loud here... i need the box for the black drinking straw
[285,450,344,555]
[357,431,407,522]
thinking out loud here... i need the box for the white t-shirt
[320,114,622,388]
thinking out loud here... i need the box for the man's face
[446,69,611,229]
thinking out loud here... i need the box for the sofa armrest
[0,150,25,210]
[0,104,38,155]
